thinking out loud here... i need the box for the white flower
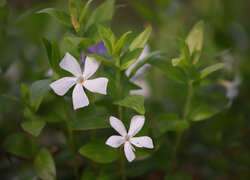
[106,115,154,162]
[220,76,241,108]
[50,52,108,110]
[4,60,21,83]
[125,44,151,98]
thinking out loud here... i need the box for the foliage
[0,0,249,179]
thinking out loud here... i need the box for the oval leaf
[37,8,71,26]
[129,25,151,51]
[79,139,118,163]
[185,20,203,64]
[114,95,145,114]
[30,79,51,106]
[96,24,115,55]
[149,58,187,84]
[199,62,228,80]
[70,105,110,130]
[21,120,46,137]
[3,133,35,158]
[34,149,56,180]
[113,31,131,57]
[157,113,189,132]
[189,104,220,122]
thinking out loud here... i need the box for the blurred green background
[1,0,250,179]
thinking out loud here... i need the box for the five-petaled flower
[106,115,154,162]
[50,52,108,110]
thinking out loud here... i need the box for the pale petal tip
[126,153,136,162]
[73,102,89,110]
[148,139,154,149]
[49,83,63,96]
[105,138,118,148]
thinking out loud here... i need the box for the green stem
[115,59,126,180]
[183,82,193,120]
[63,99,79,180]
[171,82,193,172]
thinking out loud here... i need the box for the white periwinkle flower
[50,52,108,110]
[126,44,151,98]
[106,115,154,162]
[221,76,241,108]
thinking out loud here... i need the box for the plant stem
[63,99,79,180]
[171,82,193,172]
[115,58,126,180]
[183,82,193,120]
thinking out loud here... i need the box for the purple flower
[81,51,85,65]
[81,41,107,68]
[87,41,107,54]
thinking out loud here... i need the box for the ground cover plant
[1,0,250,179]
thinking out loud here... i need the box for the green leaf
[3,133,35,158]
[120,48,143,70]
[21,83,30,105]
[51,38,62,75]
[172,58,183,67]
[84,0,115,39]
[113,31,131,57]
[171,57,189,67]
[179,38,190,60]
[157,113,189,132]
[0,1,10,30]
[85,0,114,30]
[131,2,161,24]
[70,105,110,130]
[23,107,35,121]
[199,62,228,80]
[66,37,94,49]
[96,24,115,55]
[1,94,23,105]
[120,72,141,97]
[37,8,71,26]
[41,37,52,67]
[69,0,78,18]
[30,79,51,107]
[21,120,46,137]
[114,95,145,114]
[185,20,203,64]
[34,149,56,180]
[87,53,117,70]
[79,139,118,163]
[79,0,94,23]
[149,58,187,84]
[129,25,151,52]
[189,104,219,121]
[129,51,162,78]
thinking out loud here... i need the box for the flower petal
[60,52,82,77]
[83,77,108,94]
[50,77,76,96]
[124,142,135,162]
[106,135,124,148]
[128,115,145,137]
[72,84,89,110]
[82,56,100,79]
[131,136,154,149]
[109,116,127,136]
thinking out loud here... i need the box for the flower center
[77,76,84,84]
[124,135,131,142]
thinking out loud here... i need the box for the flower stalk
[63,98,79,180]
[115,58,126,180]
[172,81,193,172]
